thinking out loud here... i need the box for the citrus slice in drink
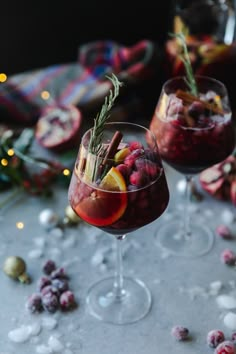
[75,167,127,226]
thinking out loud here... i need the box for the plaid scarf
[0,40,160,125]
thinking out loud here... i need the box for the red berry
[216,225,233,239]
[60,290,76,310]
[220,249,236,265]
[214,340,235,354]
[129,170,147,187]
[42,259,56,275]
[129,141,144,151]
[207,329,225,348]
[171,325,189,341]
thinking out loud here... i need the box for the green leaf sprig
[88,73,123,155]
[170,32,198,97]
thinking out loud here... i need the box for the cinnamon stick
[176,89,224,115]
[102,130,123,166]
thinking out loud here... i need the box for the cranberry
[129,170,147,187]
[216,225,233,240]
[124,149,144,168]
[220,249,236,265]
[37,276,51,291]
[171,325,189,341]
[42,292,59,313]
[214,340,235,354]
[116,163,131,180]
[51,278,69,293]
[60,290,76,310]
[42,259,56,275]
[129,141,144,151]
[188,101,205,119]
[135,158,160,179]
[207,329,225,348]
[26,293,43,313]
[41,284,60,297]
[231,333,236,343]
[50,267,68,279]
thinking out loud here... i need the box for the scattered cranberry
[171,325,189,341]
[26,260,76,314]
[26,293,43,313]
[216,225,233,240]
[51,278,69,293]
[231,332,236,343]
[60,290,76,310]
[214,340,236,354]
[50,267,68,279]
[37,276,51,291]
[42,292,59,313]
[220,249,236,265]
[41,284,60,297]
[207,329,225,348]
[42,259,56,275]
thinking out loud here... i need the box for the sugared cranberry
[220,249,236,265]
[214,340,236,354]
[50,267,68,279]
[41,284,60,297]
[216,225,233,240]
[42,259,56,275]
[232,332,236,343]
[37,276,51,291]
[207,329,225,348]
[51,278,69,293]
[171,325,189,341]
[26,293,43,313]
[42,292,59,313]
[60,290,76,310]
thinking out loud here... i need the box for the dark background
[0,0,175,76]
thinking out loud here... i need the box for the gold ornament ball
[65,205,81,224]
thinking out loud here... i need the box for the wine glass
[149,75,235,257]
[68,122,169,324]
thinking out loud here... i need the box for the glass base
[156,219,214,257]
[86,276,152,325]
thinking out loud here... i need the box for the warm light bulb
[41,91,50,100]
[7,148,14,156]
[1,158,8,166]
[16,222,24,229]
[0,73,7,83]
[63,168,71,176]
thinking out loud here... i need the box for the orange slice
[75,167,127,227]
[99,166,127,191]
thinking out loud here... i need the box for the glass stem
[183,175,192,240]
[113,235,126,300]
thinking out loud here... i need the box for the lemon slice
[100,166,127,191]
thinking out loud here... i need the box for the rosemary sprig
[88,73,123,155]
[170,32,198,97]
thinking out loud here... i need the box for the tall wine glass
[68,122,169,324]
[149,75,235,257]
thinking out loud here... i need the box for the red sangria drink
[149,75,235,257]
[150,76,235,175]
[68,121,169,324]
